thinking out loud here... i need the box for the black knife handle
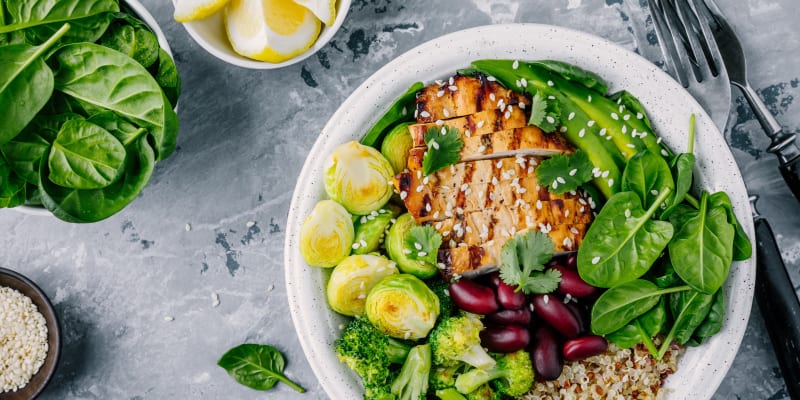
[755,218,800,399]
[780,159,800,204]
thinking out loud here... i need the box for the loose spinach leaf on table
[621,150,675,209]
[48,118,126,189]
[52,42,178,161]
[590,279,688,335]
[668,192,735,294]
[217,344,305,393]
[0,23,69,144]
[688,287,725,346]
[577,190,674,288]
[1,0,118,43]
[657,289,716,359]
[708,191,752,261]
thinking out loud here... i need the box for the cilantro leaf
[404,225,442,266]
[536,149,594,194]
[422,126,463,175]
[527,91,561,132]
[499,230,558,294]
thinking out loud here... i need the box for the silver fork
[647,0,730,132]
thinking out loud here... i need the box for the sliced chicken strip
[415,75,528,123]
[408,107,528,147]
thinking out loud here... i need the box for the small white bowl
[176,0,351,69]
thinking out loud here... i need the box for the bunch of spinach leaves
[0,0,180,222]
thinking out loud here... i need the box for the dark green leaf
[1,0,118,37]
[638,297,667,336]
[100,16,159,68]
[404,225,442,266]
[661,153,695,219]
[87,111,147,147]
[361,82,423,148]
[152,48,180,108]
[606,298,666,350]
[20,12,113,44]
[668,193,735,294]
[666,289,715,345]
[422,126,463,176]
[652,258,682,288]
[535,150,594,194]
[689,287,725,345]
[499,230,559,294]
[577,191,674,288]
[621,150,675,209]
[708,191,752,261]
[530,60,609,95]
[0,154,26,207]
[606,325,641,349]
[1,113,82,183]
[590,279,686,335]
[53,42,178,161]
[48,119,126,189]
[217,344,305,393]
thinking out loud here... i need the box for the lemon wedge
[225,0,322,63]
[292,0,336,26]
[174,0,231,22]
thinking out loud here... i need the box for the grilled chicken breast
[415,75,528,123]
[408,107,528,147]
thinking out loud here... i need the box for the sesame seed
[560,126,567,133]
[619,105,625,112]
[587,120,596,127]
[547,80,554,86]
[431,140,440,150]
[571,227,580,234]
[587,95,593,102]
[606,135,613,140]
[599,128,607,136]
[519,102,526,110]
[568,112,575,121]
[625,209,631,218]
[546,116,555,124]
[420,110,431,118]
[477,121,485,128]
[489,93,496,101]
[637,112,644,119]
[360,240,367,247]
[435,221,442,230]
[512,60,520,69]
[536,200,543,210]
[602,170,610,178]
[465,129,472,138]
[461,183,468,192]
[487,76,497,81]
[449,85,458,91]
[437,90,444,97]
[492,176,499,186]
[579,128,586,138]
[449,76,454,85]
[553,180,559,189]
[496,160,503,168]
[622,125,628,134]
[623,114,631,121]
[443,108,450,118]
[418,251,427,257]
[565,209,570,217]
[656,137,663,144]
[505,111,511,119]
[416,185,424,192]
[515,79,522,87]
[557,177,567,184]
[544,294,550,304]
[592,256,601,264]
[478,145,487,153]
[651,189,659,196]
[423,176,429,184]
[548,95,556,100]
[425,203,432,212]
[608,178,615,187]
[626,143,636,149]
[579,206,585,213]
[569,168,578,176]
[400,191,408,200]
[521,78,528,87]
[611,112,619,120]
[414,109,419,118]
[436,120,444,126]
[661,149,669,157]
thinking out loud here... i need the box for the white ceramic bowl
[176,0,351,69]
[14,0,173,218]
[284,24,756,400]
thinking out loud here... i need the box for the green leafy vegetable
[530,60,609,95]
[499,230,561,294]
[688,287,725,345]
[48,118,126,189]
[606,297,667,354]
[651,258,682,289]
[152,48,180,109]
[535,149,594,194]
[657,289,715,359]
[404,225,443,267]
[217,344,305,393]
[100,15,159,68]
[621,150,675,209]
[661,114,697,219]
[87,111,147,146]
[2,0,118,43]
[590,279,688,335]
[1,112,82,183]
[708,191,752,261]
[422,126,463,176]
[577,190,674,288]
[361,81,423,148]
[0,155,27,207]
[527,91,560,132]
[668,192,735,294]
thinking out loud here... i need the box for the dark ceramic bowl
[0,267,61,400]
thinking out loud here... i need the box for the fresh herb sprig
[527,91,561,132]
[422,126,464,175]
[404,225,443,267]
[499,230,561,294]
[535,149,594,194]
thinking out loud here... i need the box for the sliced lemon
[174,0,231,22]
[225,0,322,63]
[292,0,336,26]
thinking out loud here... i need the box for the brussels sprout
[366,274,440,340]
[300,200,354,268]
[324,141,395,215]
[386,213,439,279]
[352,204,402,255]
[380,122,413,174]
[327,254,399,316]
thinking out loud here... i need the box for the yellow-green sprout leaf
[499,230,560,294]
[324,141,395,215]
[535,150,594,194]
[326,254,399,316]
[404,225,442,267]
[422,126,463,176]
[366,274,440,340]
[299,200,354,268]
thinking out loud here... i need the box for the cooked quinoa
[0,286,49,393]
[524,341,682,400]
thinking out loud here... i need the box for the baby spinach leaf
[1,0,118,40]
[657,289,715,359]
[590,279,688,335]
[651,258,682,289]
[19,12,113,45]
[39,134,154,222]
[605,324,640,349]
[217,344,305,393]
[606,297,666,352]
[1,112,82,183]
[100,16,158,68]
[577,190,674,288]
[689,287,725,346]
[0,23,69,144]
[708,191,752,261]
[668,192,735,294]
[151,48,181,109]
[48,118,126,189]
[621,150,674,209]
[0,154,26,207]
[529,60,609,95]
[661,152,695,219]
[52,42,178,161]
[88,111,147,147]
[535,150,594,194]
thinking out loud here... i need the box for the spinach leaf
[100,15,158,68]
[529,60,609,95]
[87,112,147,146]
[48,118,126,189]
[621,150,675,209]
[1,112,82,183]
[38,134,154,222]
[1,0,118,42]
[52,42,178,161]
[662,114,697,219]
[19,12,113,45]
[577,190,674,288]
[708,191,752,261]
[590,279,688,335]
[217,344,305,393]
[651,258,682,288]
[0,23,69,144]
[689,287,725,345]
[605,324,640,349]
[0,3,8,45]
[638,297,668,336]
[668,192,735,294]
[0,154,26,207]
[606,297,666,352]
[151,48,180,108]
[657,289,715,358]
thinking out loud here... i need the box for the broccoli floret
[425,277,456,320]
[430,313,496,369]
[429,363,463,390]
[435,388,468,400]
[389,344,432,400]
[365,382,396,400]
[455,350,535,397]
[465,384,502,400]
[335,317,412,392]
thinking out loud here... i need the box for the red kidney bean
[485,272,501,288]
[496,280,526,310]
[448,279,499,315]
[566,253,578,269]
[532,294,581,338]
[552,265,598,298]
[563,335,608,361]
[532,325,562,380]
[486,308,532,325]
[480,324,530,353]
[564,301,587,336]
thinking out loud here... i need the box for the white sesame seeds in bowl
[0,268,61,399]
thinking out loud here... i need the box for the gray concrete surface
[1,0,798,398]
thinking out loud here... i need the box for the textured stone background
[1,0,798,399]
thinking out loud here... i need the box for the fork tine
[689,0,726,76]
[647,0,689,86]
[657,0,696,87]
[671,0,714,82]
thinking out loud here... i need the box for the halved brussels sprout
[324,141,395,215]
[365,274,440,340]
[352,204,402,255]
[380,122,413,174]
[386,213,439,279]
[299,200,354,268]
[327,254,399,316]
